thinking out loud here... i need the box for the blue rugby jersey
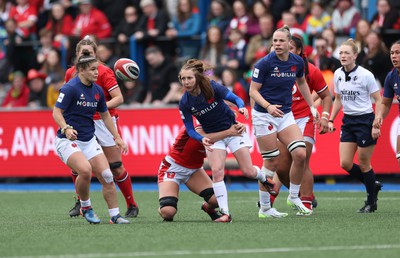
[55,76,108,141]
[383,69,400,113]
[179,80,243,141]
[252,51,304,114]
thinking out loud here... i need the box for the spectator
[331,0,361,35]
[354,19,371,54]
[3,18,36,75]
[322,28,340,59]
[71,0,111,39]
[370,0,399,33]
[27,68,48,108]
[36,28,54,68]
[112,5,141,58]
[222,27,248,82]
[1,71,29,108]
[8,0,38,39]
[263,0,292,27]
[44,2,73,49]
[305,2,331,41]
[0,0,12,38]
[250,1,270,22]
[245,14,274,67]
[221,67,249,105]
[46,72,63,108]
[358,31,391,87]
[225,0,253,39]
[289,0,310,32]
[309,36,340,72]
[92,0,130,29]
[120,80,144,106]
[165,0,202,59]
[42,48,65,85]
[207,0,232,33]
[278,11,307,44]
[133,0,171,56]
[143,46,181,106]
[97,43,118,69]
[198,25,225,67]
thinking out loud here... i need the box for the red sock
[270,193,278,206]
[301,196,313,210]
[115,171,137,207]
[71,171,80,200]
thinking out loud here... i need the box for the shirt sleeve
[55,85,73,110]
[251,58,268,84]
[382,72,394,99]
[179,100,203,142]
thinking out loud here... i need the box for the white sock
[213,181,229,215]
[254,166,266,182]
[80,198,91,208]
[108,207,120,217]
[289,182,301,199]
[259,190,271,212]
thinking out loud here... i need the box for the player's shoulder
[98,63,113,73]
[289,52,303,63]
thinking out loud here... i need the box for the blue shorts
[340,113,377,147]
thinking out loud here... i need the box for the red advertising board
[0,106,399,177]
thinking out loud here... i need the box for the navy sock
[363,169,376,204]
[346,163,364,183]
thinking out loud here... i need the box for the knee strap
[109,161,122,169]
[199,188,214,202]
[261,149,280,160]
[287,140,306,153]
[159,196,178,209]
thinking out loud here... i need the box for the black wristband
[329,120,334,123]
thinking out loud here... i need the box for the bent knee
[159,206,177,221]
[340,161,353,172]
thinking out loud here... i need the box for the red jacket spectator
[72,1,111,39]
[1,71,30,108]
[8,0,38,38]
[45,3,73,37]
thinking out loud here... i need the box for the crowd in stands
[0,0,399,108]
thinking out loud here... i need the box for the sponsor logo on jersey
[271,66,295,78]
[340,89,360,101]
[394,83,398,90]
[253,68,259,78]
[80,94,85,100]
[76,100,98,107]
[57,93,65,103]
[193,101,219,117]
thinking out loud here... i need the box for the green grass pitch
[0,191,399,258]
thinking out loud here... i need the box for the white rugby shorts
[55,136,103,164]
[252,109,296,137]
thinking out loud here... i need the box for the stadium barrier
[0,105,399,178]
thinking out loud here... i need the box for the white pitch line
[2,244,400,258]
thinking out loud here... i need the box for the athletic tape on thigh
[261,149,280,160]
[159,196,178,209]
[287,140,306,153]
[101,168,114,184]
[396,152,400,160]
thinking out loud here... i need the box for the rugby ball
[114,58,140,81]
